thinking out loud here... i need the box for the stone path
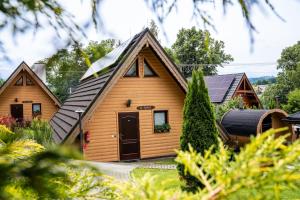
[137,163,176,169]
[87,157,177,181]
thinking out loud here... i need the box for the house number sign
[22,100,33,103]
[137,105,155,110]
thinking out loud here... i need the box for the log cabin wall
[84,47,185,161]
[0,71,59,121]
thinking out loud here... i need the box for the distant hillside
[249,76,276,85]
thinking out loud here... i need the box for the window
[144,59,157,77]
[154,110,170,133]
[32,103,41,116]
[15,76,23,86]
[124,59,139,77]
[26,75,34,86]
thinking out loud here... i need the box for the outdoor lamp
[126,99,132,107]
[275,95,280,108]
[75,109,85,153]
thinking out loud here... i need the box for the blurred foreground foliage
[116,128,300,200]
[0,124,116,199]
[1,122,300,199]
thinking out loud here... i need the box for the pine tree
[177,69,219,191]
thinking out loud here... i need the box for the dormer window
[124,59,139,77]
[26,75,34,86]
[15,76,23,86]
[144,59,157,77]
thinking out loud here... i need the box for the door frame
[10,104,24,122]
[118,112,141,161]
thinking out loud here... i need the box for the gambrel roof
[50,28,187,144]
[0,61,61,106]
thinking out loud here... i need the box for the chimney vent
[31,62,46,83]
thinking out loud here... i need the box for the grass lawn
[131,168,183,190]
[153,157,177,165]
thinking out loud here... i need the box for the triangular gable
[55,29,187,144]
[0,61,61,107]
[232,73,262,108]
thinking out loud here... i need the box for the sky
[0,0,300,79]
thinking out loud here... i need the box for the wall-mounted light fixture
[15,98,18,102]
[126,99,132,107]
[75,108,85,153]
[275,95,280,108]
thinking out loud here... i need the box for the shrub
[283,89,300,114]
[14,119,54,148]
[0,116,16,129]
[0,125,16,143]
[178,70,219,191]
[176,128,300,199]
[215,96,244,121]
[117,129,300,199]
[0,126,115,199]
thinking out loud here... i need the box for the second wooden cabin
[204,73,261,108]
[0,62,61,122]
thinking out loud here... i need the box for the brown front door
[11,104,23,122]
[118,112,140,160]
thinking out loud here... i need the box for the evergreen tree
[178,69,219,191]
[148,19,159,39]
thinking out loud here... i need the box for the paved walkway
[87,159,177,181]
[88,161,137,181]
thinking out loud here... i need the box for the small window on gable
[124,59,139,77]
[144,59,157,77]
[26,75,34,86]
[15,76,23,86]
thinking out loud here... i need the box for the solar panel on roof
[204,74,236,103]
[80,36,135,80]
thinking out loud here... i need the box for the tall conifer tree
[178,69,219,191]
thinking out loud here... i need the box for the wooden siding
[0,71,59,121]
[84,47,185,161]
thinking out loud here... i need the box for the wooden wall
[271,113,294,140]
[84,47,185,161]
[0,71,59,121]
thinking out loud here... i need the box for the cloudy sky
[0,0,300,79]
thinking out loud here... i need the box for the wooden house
[50,28,187,161]
[0,62,61,122]
[204,73,261,108]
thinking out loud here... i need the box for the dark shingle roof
[283,111,300,123]
[51,30,147,143]
[204,73,244,103]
